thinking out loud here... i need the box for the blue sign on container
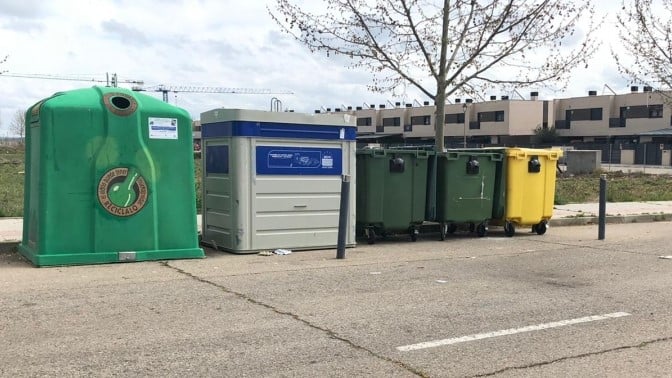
[256,146,342,175]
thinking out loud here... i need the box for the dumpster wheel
[366,228,376,245]
[476,223,487,237]
[439,223,447,241]
[533,221,548,235]
[410,227,419,242]
[504,222,515,237]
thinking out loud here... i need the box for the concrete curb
[549,213,672,227]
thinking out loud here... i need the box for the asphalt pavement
[1,221,672,376]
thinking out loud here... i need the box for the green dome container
[19,86,204,266]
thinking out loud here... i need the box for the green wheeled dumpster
[356,149,430,243]
[435,150,503,239]
[19,86,204,266]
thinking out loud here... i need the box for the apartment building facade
[553,86,670,141]
[318,88,671,164]
[342,92,554,146]
[190,88,672,164]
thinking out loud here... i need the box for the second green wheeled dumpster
[499,147,563,236]
[356,148,430,243]
[19,86,204,267]
[435,150,503,239]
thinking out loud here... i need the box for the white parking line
[397,312,631,352]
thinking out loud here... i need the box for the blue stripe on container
[202,120,357,140]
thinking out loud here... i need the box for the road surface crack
[162,261,428,377]
[471,336,672,377]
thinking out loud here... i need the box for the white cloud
[0,0,644,136]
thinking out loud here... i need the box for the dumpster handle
[372,149,387,157]
[417,150,430,159]
[446,152,460,160]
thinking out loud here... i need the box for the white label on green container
[149,117,178,139]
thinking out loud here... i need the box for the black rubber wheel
[447,223,457,234]
[439,223,447,241]
[410,228,418,242]
[504,222,515,237]
[469,223,476,233]
[366,229,376,244]
[535,221,548,235]
[476,223,487,237]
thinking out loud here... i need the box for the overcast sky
[0,0,630,136]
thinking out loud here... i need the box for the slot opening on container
[111,96,132,110]
[103,92,138,116]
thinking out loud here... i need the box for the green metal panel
[435,151,502,223]
[356,149,430,232]
[19,86,204,267]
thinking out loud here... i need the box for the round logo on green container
[97,167,148,217]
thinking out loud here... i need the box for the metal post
[336,174,350,259]
[462,103,468,148]
[598,174,606,240]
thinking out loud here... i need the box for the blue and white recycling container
[200,108,357,253]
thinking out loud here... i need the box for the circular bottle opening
[103,92,138,116]
[110,96,132,110]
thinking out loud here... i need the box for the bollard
[598,174,606,240]
[336,174,350,259]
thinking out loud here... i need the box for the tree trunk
[434,86,446,152]
[434,0,450,152]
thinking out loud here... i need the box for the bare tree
[10,110,26,144]
[614,0,672,103]
[0,54,6,76]
[269,0,597,150]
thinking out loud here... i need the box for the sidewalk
[2,202,672,247]
[550,201,672,227]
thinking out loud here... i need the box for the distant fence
[570,142,672,165]
[0,138,23,146]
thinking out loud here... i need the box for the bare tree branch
[614,0,672,103]
[269,0,597,151]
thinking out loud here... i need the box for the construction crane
[0,72,143,87]
[131,84,294,102]
[0,72,293,102]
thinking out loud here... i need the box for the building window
[609,118,626,128]
[477,111,505,123]
[590,108,603,120]
[648,104,663,118]
[620,104,664,119]
[445,113,465,124]
[357,117,372,126]
[410,115,431,125]
[382,117,401,127]
[469,121,480,129]
[555,120,569,129]
[567,107,603,121]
